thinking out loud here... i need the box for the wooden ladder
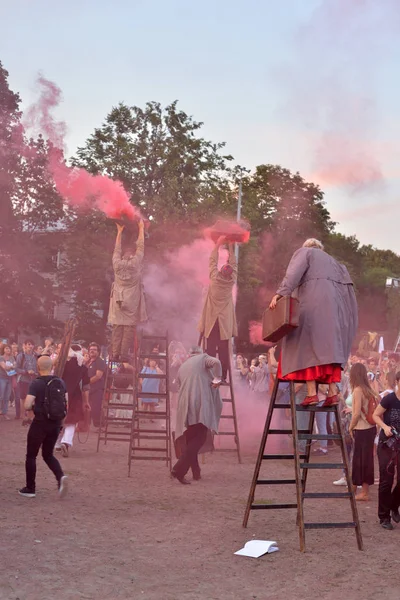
[128,333,171,475]
[201,338,242,464]
[96,355,136,449]
[243,378,363,552]
[215,359,242,463]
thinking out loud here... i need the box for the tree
[0,64,64,338]
[0,61,22,238]
[73,101,235,222]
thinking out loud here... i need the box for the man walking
[19,356,68,498]
[87,342,106,429]
[198,237,237,381]
[172,347,223,484]
[108,221,147,362]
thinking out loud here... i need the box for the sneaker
[333,477,347,486]
[380,519,394,530]
[312,448,328,456]
[58,475,69,499]
[391,509,400,524]
[19,487,36,498]
[60,443,69,458]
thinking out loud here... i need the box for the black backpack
[40,377,67,421]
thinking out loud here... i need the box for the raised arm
[135,219,145,260]
[228,243,238,283]
[112,223,124,266]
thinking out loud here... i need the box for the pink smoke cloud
[24,75,140,222]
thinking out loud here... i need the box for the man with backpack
[19,355,68,498]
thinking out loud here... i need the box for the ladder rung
[103,404,134,410]
[140,353,167,359]
[304,522,356,530]
[132,435,168,441]
[107,388,134,393]
[273,403,290,409]
[220,415,234,419]
[263,454,307,460]
[302,492,352,499]
[137,374,166,379]
[298,434,341,440]
[131,447,167,452]
[257,479,296,485]
[268,429,293,434]
[218,431,236,436]
[139,392,168,398]
[222,398,233,403]
[296,405,336,412]
[129,456,169,461]
[301,463,345,469]
[268,429,309,435]
[135,412,167,418]
[132,428,167,434]
[251,503,297,510]
[98,437,130,442]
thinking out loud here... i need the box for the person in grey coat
[269,238,358,407]
[172,347,223,484]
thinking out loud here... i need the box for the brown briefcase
[262,296,300,343]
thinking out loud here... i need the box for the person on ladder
[198,236,237,382]
[269,238,358,406]
[108,220,148,362]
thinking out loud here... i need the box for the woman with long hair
[349,363,378,501]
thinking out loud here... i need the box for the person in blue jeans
[139,359,163,421]
[0,344,16,420]
[313,384,335,456]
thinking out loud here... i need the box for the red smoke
[24,75,140,222]
[249,321,270,347]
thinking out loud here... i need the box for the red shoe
[323,395,339,407]
[300,395,319,407]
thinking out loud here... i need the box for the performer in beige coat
[108,221,148,361]
[198,237,238,380]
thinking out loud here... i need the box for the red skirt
[277,362,342,384]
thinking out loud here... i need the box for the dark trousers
[112,325,135,358]
[25,419,64,491]
[377,443,400,521]
[89,390,104,427]
[173,424,208,479]
[206,321,229,380]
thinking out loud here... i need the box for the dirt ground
[1,412,400,600]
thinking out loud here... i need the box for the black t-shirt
[28,375,67,422]
[379,392,400,442]
[87,357,106,394]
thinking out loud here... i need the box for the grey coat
[276,247,358,377]
[175,353,223,441]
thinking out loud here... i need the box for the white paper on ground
[234,540,279,558]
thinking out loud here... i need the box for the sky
[1,0,399,252]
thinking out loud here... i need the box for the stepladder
[243,378,363,552]
[201,337,242,464]
[128,332,172,475]
[97,357,136,449]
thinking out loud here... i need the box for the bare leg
[328,383,337,397]
[306,381,317,396]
